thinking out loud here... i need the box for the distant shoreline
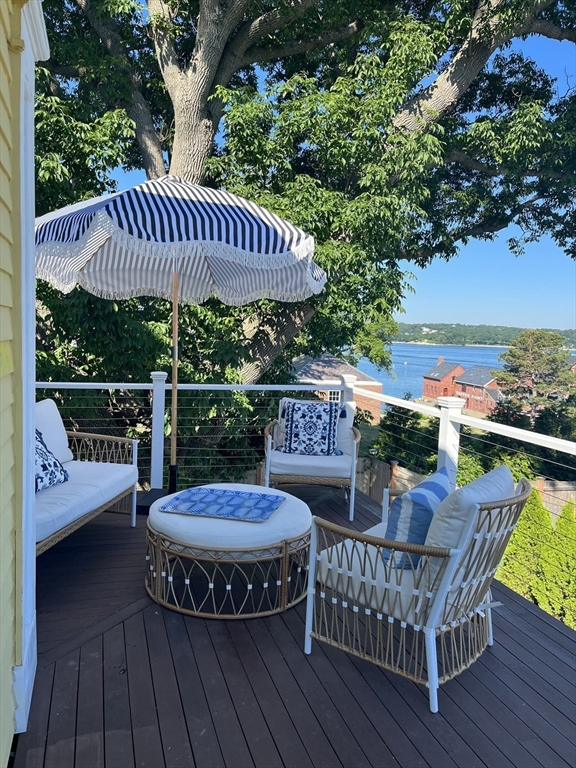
[391,341,509,348]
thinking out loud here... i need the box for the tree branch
[401,193,543,266]
[147,0,183,92]
[236,0,319,50]
[74,0,166,178]
[393,0,556,133]
[50,64,81,79]
[524,19,576,42]
[444,150,566,180]
[242,20,363,66]
[214,0,320,91]
[239,303,318,383]
[457,194,540,237]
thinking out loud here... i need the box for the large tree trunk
[239,304,317,383]
[127,92,166,180]
[170,93,216,183]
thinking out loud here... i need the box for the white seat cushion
[149,483,312,551]
[269,449,354,478]
[35,461,137,543]
[35,398,74,464]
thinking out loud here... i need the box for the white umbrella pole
[169,271,179,493]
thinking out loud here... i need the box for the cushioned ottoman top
[149,483,312,550]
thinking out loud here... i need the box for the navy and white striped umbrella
[35,175,325,304]
[35,175,325,491]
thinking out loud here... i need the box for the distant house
[453,366,503,415]
[569,355,576,374]
[293,354,383,423]
[422,358,465,400]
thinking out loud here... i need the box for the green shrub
[531,501,576,630]
[497,490,553,599]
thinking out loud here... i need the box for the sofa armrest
[66,431,136,465]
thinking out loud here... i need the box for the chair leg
[264,434,272,487]
[304,521,318,655]
[131,485,137,528]
[486,595,494,646]
[304,588,314,655]
[424,628,439,713]
[348,478,356,522]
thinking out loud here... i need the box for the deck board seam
[37,594,154,670]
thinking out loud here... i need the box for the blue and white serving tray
[159,486,285,522]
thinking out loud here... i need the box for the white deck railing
[36,371,575,492]
[36,373,352,488]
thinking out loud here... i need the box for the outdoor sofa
[35,398,138,555]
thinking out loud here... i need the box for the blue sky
[398,233,576,330]
[113,35,575,331]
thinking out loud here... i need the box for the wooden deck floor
[13,487,576,768]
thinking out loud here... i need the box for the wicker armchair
[263,399,361,520]
[304,477,532,713]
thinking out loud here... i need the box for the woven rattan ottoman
[145,483,312,618]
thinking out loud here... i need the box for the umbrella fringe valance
[43,274,322,306]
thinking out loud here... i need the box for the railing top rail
[36,380,345,392]
[353,386,441,417]
[455,412,576,455]
[353,385,576,456]
[36,382,153,391]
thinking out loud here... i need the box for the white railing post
[436,396,466,490]
[340,374,357,404]
[150,371,168,489]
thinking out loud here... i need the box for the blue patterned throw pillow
[384,466,451,568]
[277,400,343,456]
[35,428,69,493]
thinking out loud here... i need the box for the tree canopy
[36,0,576,385]
[493,328,576,422]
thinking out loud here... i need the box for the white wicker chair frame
[304,478,532,713]
[36,431,138,555]
[263,417,361,521]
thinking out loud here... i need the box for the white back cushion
[336,402,355,456]
[35,398,74,464]
[425,464,515,552]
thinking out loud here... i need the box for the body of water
[355,343,507,401]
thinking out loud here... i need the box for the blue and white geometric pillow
[276,400,344,456]
[35,428,69,493]
[384,466,451,569]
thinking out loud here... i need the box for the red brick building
[293,354,383,424]
[422,358,465,400]
[453,366,503,415]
